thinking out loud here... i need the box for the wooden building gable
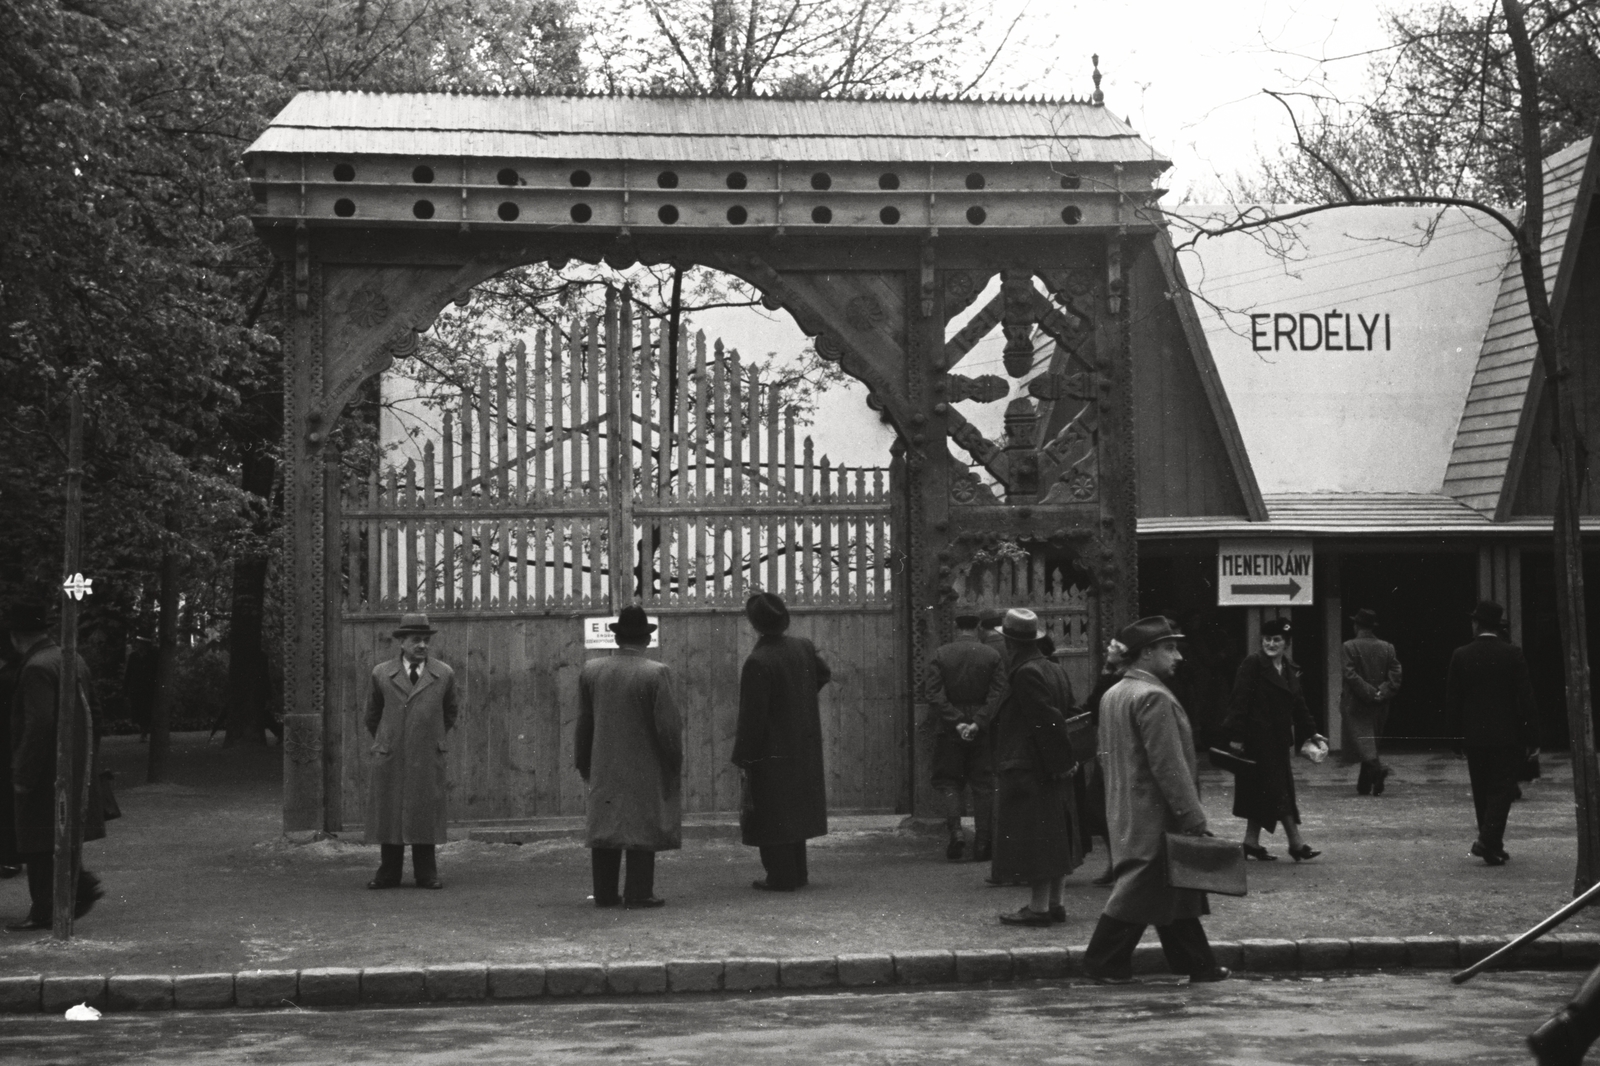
[1442,136,1598,517]
[1130,230,1267,520]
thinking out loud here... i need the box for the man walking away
[1342,608,1401,796]
[1084,616,1228,984]
[734,592,832,892]
[1445,600,1537,867]
[4,601,104,932]
[575,606,682,908]
[365,614,457,889]
[927,613,1006,862]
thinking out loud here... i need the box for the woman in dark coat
[1223,618,1325,861]
[1077,640,1126,884]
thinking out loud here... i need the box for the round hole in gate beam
[811,205,832,224]
[497,167,520,186]
[1060,175,1082,190]
[412,200,435,219]
[658,204,680,224]
[726,171,748,190]
[412,165,434,184]
[333,198,356,217]
[569,203,591,223]
[965,205,986,225]
[570,169,591,187]
[726,205,748,225]
[1060,205,1082,224]
[879,205,901,225]
[965,172,986,190]
[657,170,679,189]
[811,172,832,191]
[333,162,356,182]
[499,202,521,221]
[879,172,900,190]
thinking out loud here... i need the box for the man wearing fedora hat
[1341,608,1402,796]
[575,605,682,908]
[364,613,458,889]
[1084,616,1229,984]
[734,592,832,891]
[1446,600,1537,866]
[3,600,106,931]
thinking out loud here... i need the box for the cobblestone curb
[4,933,1594,1014]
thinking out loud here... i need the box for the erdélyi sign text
[1217,540,1315,606]
[583,614,659,649]
[1250,311,1392,352]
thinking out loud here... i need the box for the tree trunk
[147,548,180,784]
[224,448,277,746]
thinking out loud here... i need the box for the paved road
[0,972,1579,1065]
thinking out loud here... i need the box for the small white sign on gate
[1216,540,1315,606]
[583,614,659,649]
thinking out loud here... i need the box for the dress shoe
[1470,840,1510,866]
[366,877,401,889]
[1049,905,1066,923]
[1371,765,1390,796]
[624,896,666,909]
[1086,972,1136,985]
[4,917,50,933]
[998,906,1052,927]
[1241,844,1276,862]
[1190,967,1231,983]
[1288,844,1321,862]
[415,878,444,890]
[1356,764,1372,796]
[593,897,621,908]
[946,836,966,862]
[751,879,796,892]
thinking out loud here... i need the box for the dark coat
[1099,668,1209,926]
[1075,668,1122,844]
[990,644,1080,882]
[1445,634,1538,748]
[1340,637,1402,720]
[1223,652,1316,832]
[926,633,1005,735]
[365,655,458,845]
[733,634,832,845]
[575,648,683,851]
[10,639,105,856]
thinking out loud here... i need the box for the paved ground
[0,734,1591,975]
[0,972,1576,1064]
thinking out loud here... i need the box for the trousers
[19,851,100,924]
[377,843,437,883]
[1083,913,1218,980]
[1465,745,1523,852]
[758,841,809,889]
[1349,706,1389,763]
[932,730,994,850]
[591,848,656,903]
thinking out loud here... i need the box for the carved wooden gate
[332,292,899,824]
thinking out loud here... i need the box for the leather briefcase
[1164,833,1248,896]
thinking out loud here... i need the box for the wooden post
[1322,552,1343,748]
[53,391,85,940]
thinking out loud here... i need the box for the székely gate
[245,90,1171,832]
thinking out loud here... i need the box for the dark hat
[392,613,438,638]
[978,607,1005,628]
[1,601,49,632]
[1349,608,1380,629]
[1116,615,1185,657]
[1261,617,1292,638]
[1473,600,1505,629]
[954,612,981,628]
[1002,607,1039,642]
[746,592,790,634]
[1036,634,1056,658]
[609,604,657,637]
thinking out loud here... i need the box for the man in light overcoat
[1342,607,1402,796]
[365,613,457,889]
[1084,616,1229,984]
[575,605,683,908]
[734,592,832,892]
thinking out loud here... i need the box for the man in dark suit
[1445,600,1537,866]
[734,592,832,892]
[927,613,1006,862]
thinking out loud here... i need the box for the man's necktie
[409,663,420,687]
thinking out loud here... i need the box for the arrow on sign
[1230,578,1302,598]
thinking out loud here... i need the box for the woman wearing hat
[1222,618,1325,862]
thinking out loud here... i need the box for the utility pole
[53,392,86,940]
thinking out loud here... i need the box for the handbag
[1164,832,1248,896]
[1208,746,1256,775]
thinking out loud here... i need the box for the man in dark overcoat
[1342,608,1402,796]
[733,592,832,892]
[1445,600,1537,866]
[926,612,1006,862]
[575,605,683,908]
[1084,616,1229,984]
[365,613,458,889]
[5,601,105,932]
[991,609,1080,926]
